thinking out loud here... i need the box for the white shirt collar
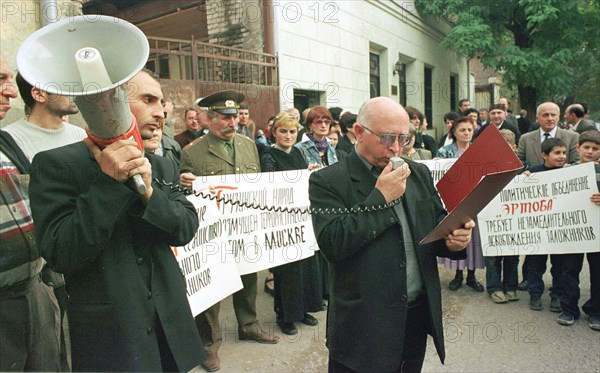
[539,126,558,141]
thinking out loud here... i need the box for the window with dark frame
[424,67,433,128]
[450,74,458,113]
[399,63,407,106]
[369,53,380,98]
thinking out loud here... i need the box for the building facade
[1,0,470,139]
[275,0,470,136]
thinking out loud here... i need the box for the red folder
[419,125,523,245]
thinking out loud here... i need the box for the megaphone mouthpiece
[75,47,113,88]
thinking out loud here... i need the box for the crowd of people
[1,48,599,372]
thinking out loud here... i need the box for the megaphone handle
[86,120,147,195]
[132,174,147,195]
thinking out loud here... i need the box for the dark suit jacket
[414,132,437,154]
[161,134,182,166]
[516,128,580,168]
[336,134,355,154]
[308,150,465,372]
[575,119,596,134]
[30,142,203,372]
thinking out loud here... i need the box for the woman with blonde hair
[260,112,323,335]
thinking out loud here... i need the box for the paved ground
[199,257,599,373]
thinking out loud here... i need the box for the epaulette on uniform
[186,135,206,148]
[236,133,254,143]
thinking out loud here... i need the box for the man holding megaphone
[29,70,205,372]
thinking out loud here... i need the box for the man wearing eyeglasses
[308,96,474,373]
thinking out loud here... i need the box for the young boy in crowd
[526,139,567,317]
[527,134,600,328]
[560,131,600,329]
[499,129,517,151]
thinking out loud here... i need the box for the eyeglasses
[312,119,332,125]
[361,125,412,147]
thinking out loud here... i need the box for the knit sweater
[3,118,86,162]
[1,118,85,288]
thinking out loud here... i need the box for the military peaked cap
[197,90,245,115]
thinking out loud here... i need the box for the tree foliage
[416,0,599,116]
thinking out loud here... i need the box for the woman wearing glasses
[260,112,323,335]
[295,106,338,168]
[436,117,486,294]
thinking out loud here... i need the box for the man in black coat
[309,97,474,373]
[476,104,521,145]
[30,70,204,372]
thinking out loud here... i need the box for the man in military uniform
[179,90,279,372]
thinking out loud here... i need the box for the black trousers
[328,297,428,373]
[559,253,584,318]
[583,252,600,317]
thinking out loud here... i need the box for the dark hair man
[457,98,470,115]
[175,107,201,148]
[29,70,204,372]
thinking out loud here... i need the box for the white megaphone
[16,15,150,194]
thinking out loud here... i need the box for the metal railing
[146,36,278,86]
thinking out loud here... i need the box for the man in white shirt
[3,73,85,161]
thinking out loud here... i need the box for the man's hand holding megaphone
[16,15,153,196]
[83,138,153,204]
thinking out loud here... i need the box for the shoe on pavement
[466,280,485,293]
[529,296,542,310]
[448,277,462,291]
[557,312,575,326]
[549,297,561,313]
[505,291,519,301]
[490,291,508,303]
[301,313,319,326]
[517,280,528,291]
[277,320,297,335]
[239,326,280,344]
[202,352,220,372]
[589,315,600,331]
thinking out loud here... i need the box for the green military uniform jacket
[180,132,260,176]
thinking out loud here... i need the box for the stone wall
[205,0,263,51]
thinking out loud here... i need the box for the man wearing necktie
[517,102,579,170]
[515,101,580,314]
[179,90,278,372]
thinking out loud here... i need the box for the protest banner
[190,169,318,275]
[172,196,243,316]
[171,169,317,315]
[479,162,600,256]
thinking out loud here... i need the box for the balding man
[516,102,579,313]
[309,96,474,373]
[517,102,579,169]
[564,104,596,134]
